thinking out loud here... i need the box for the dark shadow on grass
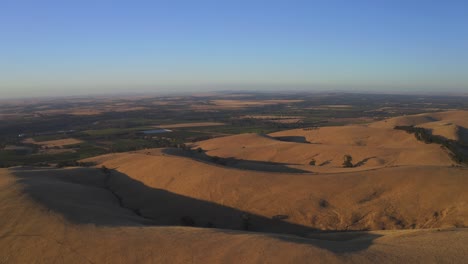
[319,160,332,166]
[162,148,310,173]
[274,231,381,253]
[271,136,310,143]
[10,167,381,253]
[12,167,153,226]
[354,156,377,167]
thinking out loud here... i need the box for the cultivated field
[23,138,83,148]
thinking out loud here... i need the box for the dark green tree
[342,155,353,168]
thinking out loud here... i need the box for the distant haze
[1,0,467,98]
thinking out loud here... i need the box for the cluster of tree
[56,161,96,168]
[0,162,20,168]
[310,155,354,168]
[108,138,185,153]
[394,125,468,165]
[303,127,319,131]
[0,160,97,168]
[187,135,213,142]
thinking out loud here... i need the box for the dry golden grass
[192,111,468,172]
[40,148,76,154]
[1,166,467,263]
[23,138,83,148]
[85,150,468,231]
[371,110,468,145]
[2,110,468,263]
[193,129,454,173]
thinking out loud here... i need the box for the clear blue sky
[1,0,467,97]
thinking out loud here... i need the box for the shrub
[319,199,329,208]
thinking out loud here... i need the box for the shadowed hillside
[11,167,321,236]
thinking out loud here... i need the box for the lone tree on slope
[342,155,353,168]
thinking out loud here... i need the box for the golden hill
[371,110,468,145]
[2,110,468,263]
[191,110,468,172]
[84,150,468,231]
[1,167,467,263]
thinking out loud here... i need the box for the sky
[1,0,467,98]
